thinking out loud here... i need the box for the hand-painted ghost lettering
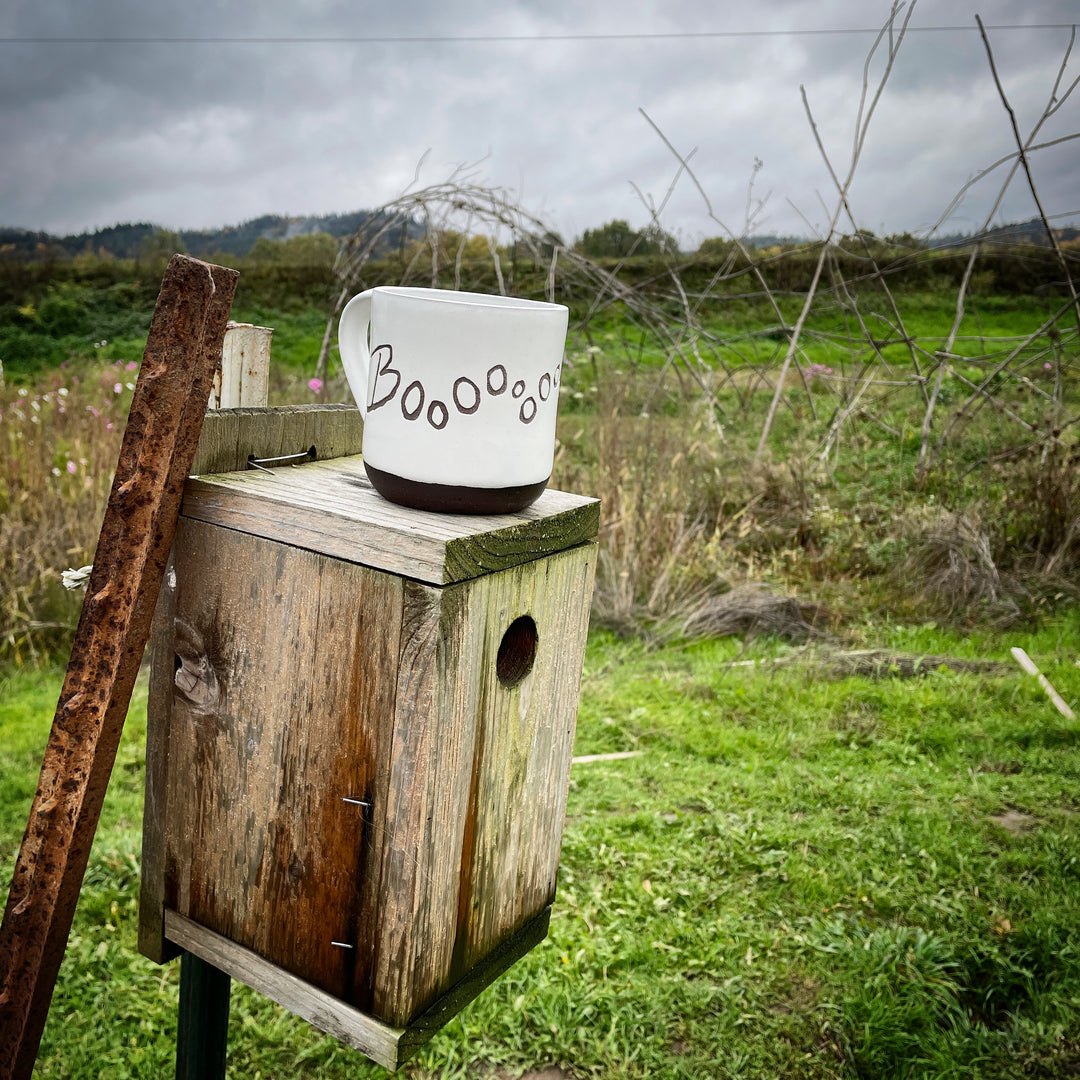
[453,376,481,414]
[365,347,562,430]
[368,344,400,411]
[401,380,425,420]
[427,400,449,429]
[487,365,507,395]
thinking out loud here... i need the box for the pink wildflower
[67,461,77,474]
[113,382,123,394]
[125,361,138,371]
[308,378,324,393]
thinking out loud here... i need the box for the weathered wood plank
[137,554,182,964]
[161,518,404,1000]
[142,440,597,1042]
[0,255,238,1080]
[181,456,599,584]
[146,526,594,1030]
[210,322,272,409]
[163,904,551,1072]
[368,542,595,1024]
[141,319,273,959]
[450,542,596,974]
[190,404,363,475]
[164,910,405,1071]
[394,905,550,1062]
[367,581,482,1024]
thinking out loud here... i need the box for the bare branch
[977,15,1080,337]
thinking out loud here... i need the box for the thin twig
[756,3,915,461]
[976,16,1080,339]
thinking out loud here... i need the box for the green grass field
[3,614,1079,1079]
[2,252,1078,1076]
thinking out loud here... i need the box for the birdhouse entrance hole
[496,615,538,689]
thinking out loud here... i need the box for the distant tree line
[2,207,1075,272]
[0,211,425,267]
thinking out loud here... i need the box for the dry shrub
[896,435,1080,625]
[552,367,827,639]
[897,509,1023,626]
[552,373,732,637]
[998,442,1080,581]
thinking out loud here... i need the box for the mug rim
[360,285,566,313]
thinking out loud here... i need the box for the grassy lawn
[2,257,1077,1076]
[3,612,1079,1079]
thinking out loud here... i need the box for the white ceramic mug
[338,286,569,513]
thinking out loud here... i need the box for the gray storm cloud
[1,0,1077,241]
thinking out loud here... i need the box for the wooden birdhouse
[138,400,598,1070]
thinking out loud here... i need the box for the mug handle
[338,290,373,418]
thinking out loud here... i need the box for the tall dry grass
[550,347,1080,641]
[1,356,127,663]
[551,366,839,641]
[2,329,1077,669]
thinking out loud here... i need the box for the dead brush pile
[897,509,1019,625]
[675,582,831,643]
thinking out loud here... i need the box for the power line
[0,24,1075,45]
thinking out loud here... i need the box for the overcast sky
[1,0,1077,247]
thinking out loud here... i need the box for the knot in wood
[173,618,220,714]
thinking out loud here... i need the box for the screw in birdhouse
[342,797,370,808]
[331,941,355,949]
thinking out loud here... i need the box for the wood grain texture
[391,904,550,1066]
[366,580,482,1022]
[210,322,272,409]
[164,905,551,1072]
[138,555,181,964]
[369,541,595,1024]
[447,542,596,976]
[181,454,599,584]
[190,404,363,475]
[142,457,598,1037]
[162,518,404,1000]
[141,322,274,960]
[164,910,404,1071]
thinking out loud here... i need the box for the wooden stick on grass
[1010,647,1076,721]
[571,751,644,765]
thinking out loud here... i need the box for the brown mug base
[364,462,549,515]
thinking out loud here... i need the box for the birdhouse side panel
[364,580,485,1025]
[367,541,596,1026]
[453,541,596,975]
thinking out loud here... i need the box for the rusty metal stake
[0,254,239,1080]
